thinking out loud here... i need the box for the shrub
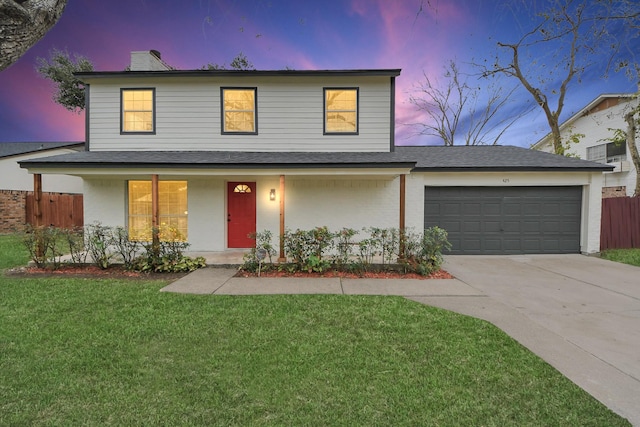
[244,225,450,277]
[63,226,88,264]
[401,226,451,276]
[242,230,278,273]
[21,225,59,268]
[333,227,358,267]
[85,222,115,269]
[111,226,140,269]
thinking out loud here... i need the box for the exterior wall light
[269,189,276,201]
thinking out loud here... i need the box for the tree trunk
[624,110,640,197]
[0,0,68,71]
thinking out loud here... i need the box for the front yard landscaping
[0,234,630,426]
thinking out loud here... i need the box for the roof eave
[74,69,402,80]
[412,166,614,172]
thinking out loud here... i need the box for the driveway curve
[412,254,640,425]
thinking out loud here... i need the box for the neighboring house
[532,93,639,198]
[19,51,611,254]
[0,141,84,232]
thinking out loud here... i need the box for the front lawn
[601,248,640,267]
[0,235,629,425]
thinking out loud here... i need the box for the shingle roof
[0,142,84,159]
[18,150,415,169]
[395,145,613,171]
[18,145,612,172]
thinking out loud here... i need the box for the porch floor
[186,250,249,266]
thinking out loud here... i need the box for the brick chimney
[129,50,171,71]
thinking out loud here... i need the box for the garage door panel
[424,186,581,255]
[502,221,521,232]
[463,221,481,232]
[484,221,501,232]
[483,203,501,215]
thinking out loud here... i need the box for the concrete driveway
[412,254,640,425]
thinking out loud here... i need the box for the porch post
[399,174,406,259]
[33,173,43,227]
[34,173,44,258]
[151,174,160,251]
[278,174,286,262]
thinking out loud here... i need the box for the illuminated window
[324,88,358,134]
[128,181,188,241]
[222,88,257,134]
[121,89,155,133]
[233,184,252,193]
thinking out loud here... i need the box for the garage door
[424,186,582,254]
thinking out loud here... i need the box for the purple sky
[0,0,636,147]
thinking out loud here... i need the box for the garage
[424,186,582,254]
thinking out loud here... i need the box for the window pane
[223,89,256,133]
[122,89,154,132]
[128,181,188,242]
[225,111,255,132]
[128,181,152,240]
[325,89,357,133]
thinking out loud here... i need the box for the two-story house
[20,51,611,254]
[532,93,639,198]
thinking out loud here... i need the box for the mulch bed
[5,265,454,281]
[4,264,190,281]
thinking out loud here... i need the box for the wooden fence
[600,196,640,250]
[25,193,83,229]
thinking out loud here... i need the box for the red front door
[227,182,256,248]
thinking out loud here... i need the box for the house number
[503,178,510,183]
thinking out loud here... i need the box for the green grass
[0,235,630,426]
[601,248,640,267]
[0,233,30,270]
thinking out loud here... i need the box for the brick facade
[602,186,627,198]
[0,190,27,233]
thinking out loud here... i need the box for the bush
[242,230,278,273]
[242,226,451,276]
[85,222,115,269]
[21,225,62,268]
[401,226,452,276]
[20,223,207,274]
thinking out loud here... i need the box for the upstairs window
[121,89,155,133]
[324,88,358,134]
[222,88,257,134]
[587,142,626,163]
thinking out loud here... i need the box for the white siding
[535,97,638,196]
[88,76,392,153]
[284,177,399,231]
[0,149,83,193]
[83,178,125,228]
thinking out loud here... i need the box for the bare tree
[409,60,527,146]
[202,52,255,70]
[0,0,67,71]
[481,0,640,155]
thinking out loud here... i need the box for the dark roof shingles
[19,145,612,171]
